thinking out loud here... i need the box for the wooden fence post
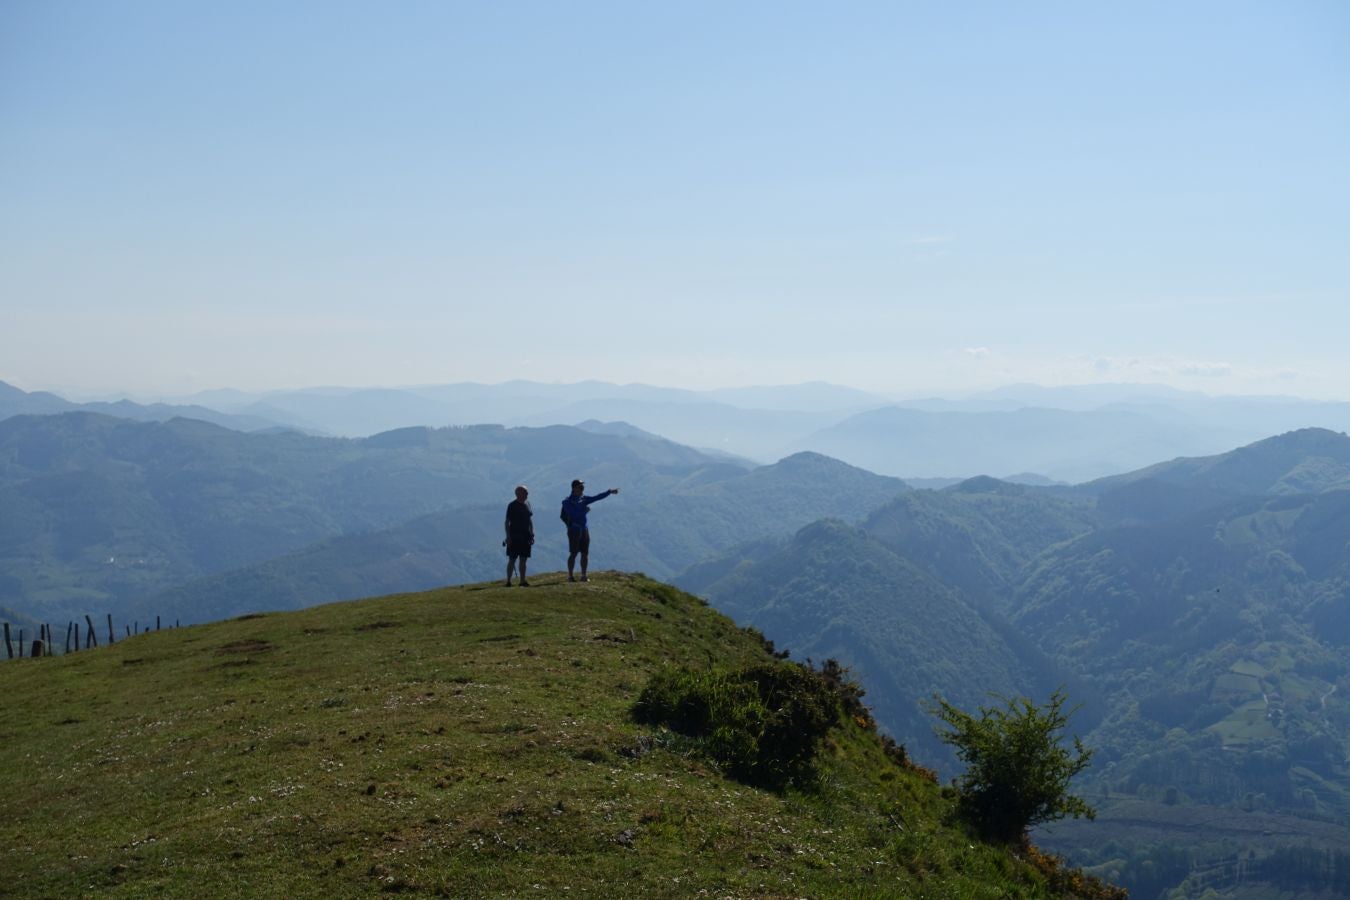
[85,615,97,648]
[66,622,73,654]
[157,616,161,631]
[31,639,44,658]
[107,613,115,645]
[4,622,12,659]
[17,629,24,657]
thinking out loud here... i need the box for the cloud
[1176,361,1233,378]
[963,346,991,359]
[1067,354,1235,380]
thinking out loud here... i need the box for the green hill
[0,573,1114,898]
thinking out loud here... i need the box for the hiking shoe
[580,575,589,582]
[520,580,531,587]
[504,580,513,587]
[568,576,576,582]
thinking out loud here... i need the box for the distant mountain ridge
[0,379,288,433]
[1083,427,1350,497]
[15,377,1350,482]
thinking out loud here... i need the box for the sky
[2,1,1347,400]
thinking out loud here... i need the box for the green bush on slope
[933,688,1096,844]
[632,661,841,791]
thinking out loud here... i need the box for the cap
[571,479,585,488]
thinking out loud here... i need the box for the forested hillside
[688,429,1350,898]
[678,517,1079,767]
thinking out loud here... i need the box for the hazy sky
[2,1,1347,399]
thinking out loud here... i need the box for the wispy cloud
[1176,360,1233,378]
[1076,354,1233,380]
[963,346,991,359]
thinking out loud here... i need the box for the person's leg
[579,529,591,581]
[519,558,529,586]
[505,554,516,586]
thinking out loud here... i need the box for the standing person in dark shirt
[560,479,618,582]
[503,485,534,586]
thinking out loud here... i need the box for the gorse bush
[633,662,843,791]
[931,688,1095,845]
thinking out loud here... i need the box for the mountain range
[13,377,1350,482]
[0,379,288,433]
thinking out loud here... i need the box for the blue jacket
[561,490,612,531]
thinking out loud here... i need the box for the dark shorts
[567,527,590,555]
[506,536,532,559]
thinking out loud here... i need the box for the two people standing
[503,479,619,586]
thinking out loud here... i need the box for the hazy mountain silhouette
[0,380,287,433]
[1082,427,1350,498]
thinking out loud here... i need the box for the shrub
[633,662,841,791]
[1024,845,1128,900]
[931,688,1095,844]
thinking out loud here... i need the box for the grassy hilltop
[1,573,1110,898]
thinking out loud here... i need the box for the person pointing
[560,479,618,583]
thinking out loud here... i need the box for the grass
[2,572,1095,898]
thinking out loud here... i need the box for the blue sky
[2,1,1347,399]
